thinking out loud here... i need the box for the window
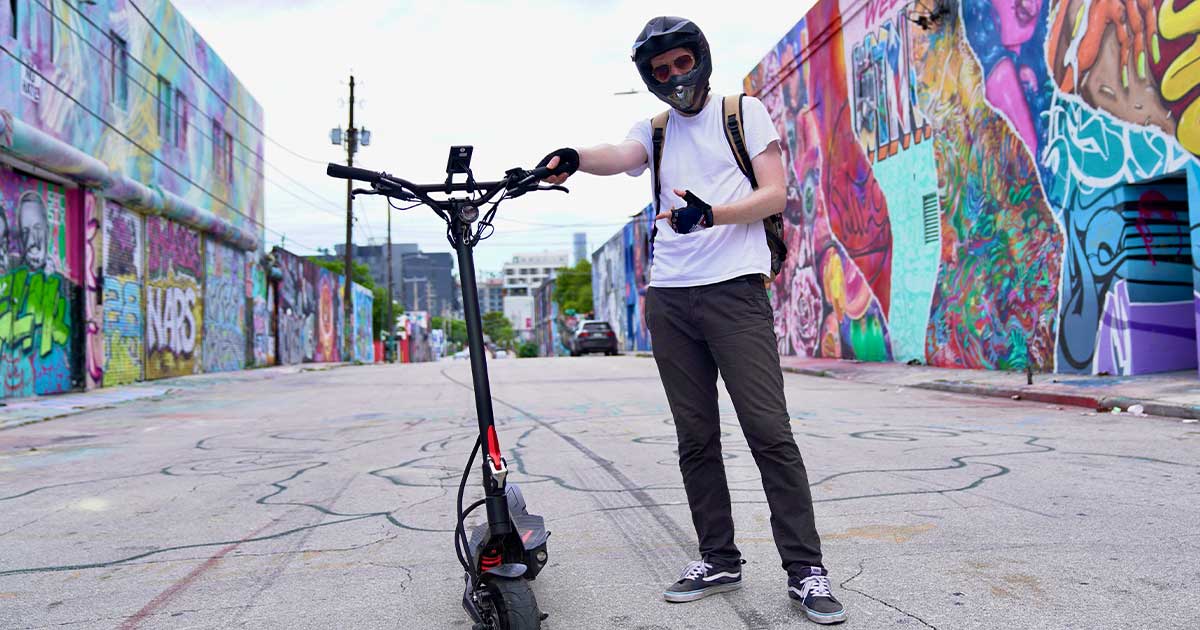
[110,33,128,107]
[156,75,172,142]
[212,120,224,178]
[224,131,233,182]
[175,90,188,148]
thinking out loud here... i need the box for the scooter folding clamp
[487,455,509,486]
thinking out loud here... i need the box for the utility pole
[387,207,394,362]
[342,75,356,362]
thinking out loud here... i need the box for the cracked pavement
[1,357,1198,629]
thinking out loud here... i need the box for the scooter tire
[489,578,542,630]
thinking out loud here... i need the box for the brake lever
[351,188,378,198]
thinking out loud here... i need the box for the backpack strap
[649,110,670,250]
[650,110,670,216]
[721,94,758,189]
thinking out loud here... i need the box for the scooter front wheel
[487,577,542,630]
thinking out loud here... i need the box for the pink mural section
[720,0,1200,376]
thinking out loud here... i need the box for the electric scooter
[328,146,576,630]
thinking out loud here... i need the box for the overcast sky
[172,0,813,274]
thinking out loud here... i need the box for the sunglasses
[652,53,696,83]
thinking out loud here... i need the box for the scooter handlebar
[326,163,383,183]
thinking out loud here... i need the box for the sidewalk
[779,357,1200,420]
[0,363,351,431]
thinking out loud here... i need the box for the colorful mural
[0,170,79,398]
[145,216,203,379]
[351,282,374,363]
[84,194,104,389]
[202,241,246,372]
[593,226,629,348]
[0,0,265,246]
[101,201,144,386]
[589,206,655,354]
[272,247,367,366]
[736,0,1200,375]
[249,258,272,367]
[533,276,577,357]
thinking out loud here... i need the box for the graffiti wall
[249,259,272,367]
[0,170,80,398]
[622,206,654,353]
[101,201,144,386]
[202,241,246,372]
[272,247,368,365]
[741,0,1200,375]
[593,229,628,348]
[0,0,265,244]
[533,277,574,357]
[145,216,203,378]
[351,282,375,363]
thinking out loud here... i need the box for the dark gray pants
[646,274,823,574]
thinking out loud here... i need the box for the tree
[450,319,468,346]
[553,259,593,315]
[431,316,468,346]
[482,311,515,348]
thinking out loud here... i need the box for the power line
[122,0,330,165]
[30,0,350,223]
[0,44,325,255]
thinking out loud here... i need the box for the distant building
[335,242,417,294]
[400,252,458,317]
[573,232,588,266]
[502,252,569,339]
[478,275,504,315]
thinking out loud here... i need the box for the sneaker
[788,567,847,624]
[662,559,743,603]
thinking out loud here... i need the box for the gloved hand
[657,189,714,234]
[537,148,580,185]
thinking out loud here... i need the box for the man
[16,190,48,272]
[539,16,846,625]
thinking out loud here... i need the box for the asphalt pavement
[1,357,1198,629]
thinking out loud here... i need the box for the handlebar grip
[326,163,382,182]
[536,148,580,177]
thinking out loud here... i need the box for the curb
[781,366,1200,420]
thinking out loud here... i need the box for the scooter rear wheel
[488,578,542,630]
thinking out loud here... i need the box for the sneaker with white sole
[788,566,847,624]
[662,559,744,603]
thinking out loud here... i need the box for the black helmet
[632,16,712,114]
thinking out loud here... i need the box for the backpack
[649,94,788,281]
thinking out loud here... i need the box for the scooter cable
[455,436,482,571]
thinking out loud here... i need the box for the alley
[1,358,1197,629]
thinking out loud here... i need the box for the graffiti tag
[0,269,70,357]
[147,285,198,355]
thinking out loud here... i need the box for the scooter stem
[452,215,513,538]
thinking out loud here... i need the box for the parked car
[569,321,619,356]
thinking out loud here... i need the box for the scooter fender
[483,562,528,579]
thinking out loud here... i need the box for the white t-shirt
[625,94,780,288]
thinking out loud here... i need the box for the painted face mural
[17,191,48,271]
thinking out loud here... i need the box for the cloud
[172,0,814,272]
